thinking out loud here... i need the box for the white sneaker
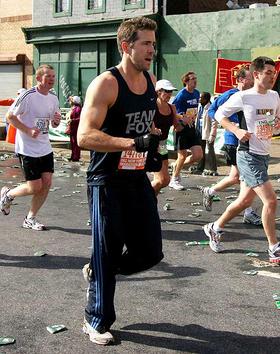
[83,319,114,345]
[169,178,185,191]
[201,187,214,212]
[203,222,224,253]
[0,186,13,215]
[268,243,280,263]
[82,263,93,283]
[22,216,46,231]
[243,210,262,226]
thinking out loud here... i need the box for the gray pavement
[1,140,280,353]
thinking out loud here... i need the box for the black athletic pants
[85,175,163,331]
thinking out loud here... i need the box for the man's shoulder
[92,70,117,88]
[13,87,37,107]
[221,88,239,99]
[267,89,279,98]
[175,88,185,96]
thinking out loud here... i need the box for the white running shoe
[268,243,280,263]
[201,187,214,212]
[203,222,224,253]
[22,216,46,231]
[83,319,114,345]
[169,178,185,191]
[243,210,262,226]
[0,186,13,215]
[82,263,93,283]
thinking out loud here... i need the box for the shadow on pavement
[0,253,88,269]
[162,229,261,243]
[118,261,206,282]
[47,226,91,236]
[119,323,280,353]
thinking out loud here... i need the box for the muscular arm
[77,72,135,152]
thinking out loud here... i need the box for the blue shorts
[237,150,269,188]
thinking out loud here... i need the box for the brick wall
[0,0,33,88]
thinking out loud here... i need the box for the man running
[78,17,163,345]
[203,56,280,263]
[0,64,61,230]
[169,72,203,190]
[201,65,262,226]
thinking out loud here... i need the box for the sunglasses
[162,89,173,93]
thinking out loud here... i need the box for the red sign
[214,58,280,94]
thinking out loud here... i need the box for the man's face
[240,71,254,90]
[37,68,56,89]
[185,74,197,90]
[128,30,156,72]
[199,94,207,106]
[255,64,276,90]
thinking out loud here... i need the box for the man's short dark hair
[250,56,275,72]
[117,16,157,55]
[201,92,211,103]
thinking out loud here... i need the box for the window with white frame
[54,0,72,16]
[122,0,145,10]
[86,0,106,13]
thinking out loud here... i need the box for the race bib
[35,118,49,134]
[185,107,197,118]
[183,108,197,127]
[118,150,147,170]
[255,116,274,140]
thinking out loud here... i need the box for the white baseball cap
[72,96,81,105]
[155,79,177,92]
[17,88,27,95]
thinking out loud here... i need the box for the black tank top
[153,103,174,140]
[87,67,157,185]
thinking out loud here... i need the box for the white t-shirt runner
[9,87,59,157]
[215,88,280,155]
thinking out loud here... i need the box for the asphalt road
[0,145,280,354]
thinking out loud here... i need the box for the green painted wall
[159,7,280,94]
[34,39,120,107]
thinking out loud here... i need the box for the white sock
[208,187,216,196]
[213,222,223,232]
[244,207,253,216]
[6,192,14,200]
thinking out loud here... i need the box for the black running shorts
[223,144,237,166]
[18,152,54,181]
[176,126,201,150]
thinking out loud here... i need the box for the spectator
[67,95,82,162]
[195,91,218,175]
